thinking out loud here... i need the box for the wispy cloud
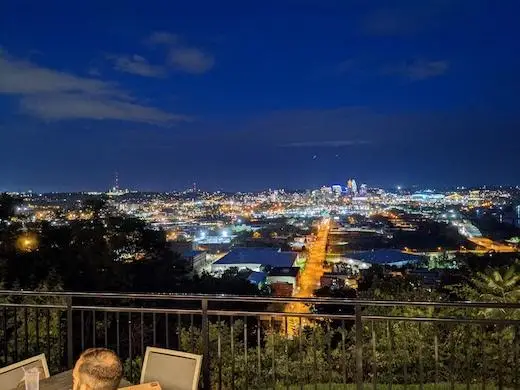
[0,53,188,125]
[147,31,215,74]
[109,54,167,78]
[146,31,179,46]
[280,140,371,148]
[87,67,101,77]
[360,1,449,36]
[20,94,184,124]
[168,47,214,74]
[385,59,449,81]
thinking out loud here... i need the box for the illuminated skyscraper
[351,179,358,195]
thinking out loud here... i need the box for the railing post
[67,297,73,369]
[202,299,211,390]
[355,303,363,390]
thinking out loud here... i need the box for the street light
[16,232,39,252]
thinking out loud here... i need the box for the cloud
[146,31,215,74]
[87,67,101,77]
[168,47,214,74]
[20,94,186,124]
[386,59,449,81]
[360,1,449,36]
[0,55,118,96]
[146,31,179,45]
[0,53,188,125]
[281,140,371,148]
[110,54,166,78]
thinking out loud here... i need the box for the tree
[0,193,21,222]
[473,263,520,303]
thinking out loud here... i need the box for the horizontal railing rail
[2,289,520,308]
[0,291,518,390]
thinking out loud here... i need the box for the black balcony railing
[0,290,519,390]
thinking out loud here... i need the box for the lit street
[285,218,330,334]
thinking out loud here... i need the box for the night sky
[1,0,519,192]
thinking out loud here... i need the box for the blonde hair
[76,348,122,390]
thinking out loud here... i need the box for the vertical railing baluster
[271,316,276,389]
[256,317,261,389]
[355,304,363,390]
[152,313,156,346]
[434,331,439,390]
[35,308,40,353]
[67,298,73,368]
[46,309,51,367]
[403,322,408,390]
[3,307,7,364]
[244,316,249,390]
[300,317,304,390]
[465,326,471,390]
[128,313,132,382]
[14,307,18,362]
[24,307,28,357]
[286,317,290,390]
[514,326,519,390]
[201,299,210,390]
[449,324,454,390]
[80,310,85,351]
[190,313,194,352]
[342,319,347,387]
[218,315,222,390]
[116,312,120,356]
[481,324,486,390]
[498,325,504,390]
[165,313,169,348]
[372,321,377,390]
[231,315,235,390]
[177,313,181,350]
[92,310,96,348]
[58,316,62,372]
[140,312,144,355]
[388,321,394,390]
[104,312,108,348]
[327,322,332,390]
[312,323,317,390]
[418,322,423,390]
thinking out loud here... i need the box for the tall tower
[114,172,120,191]
[351,179,358,195]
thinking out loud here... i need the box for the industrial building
[211,247,298,274]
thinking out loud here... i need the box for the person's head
[72,348,123,390]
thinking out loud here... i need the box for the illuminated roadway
[467,237,517,253]
[284,218,330,334]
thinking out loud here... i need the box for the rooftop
[346,249,423,265]
[247,271,267,285]
[268,266,300,277]
[213,247,297,267]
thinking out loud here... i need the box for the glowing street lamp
[16,232,39,252]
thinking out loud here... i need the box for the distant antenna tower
[193,182,197,192]
[115,172,120,190]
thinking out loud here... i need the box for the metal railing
[0,290,519,390]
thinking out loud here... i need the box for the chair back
[0,354,50,389]
[140,347,202,390]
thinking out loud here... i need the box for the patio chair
[140,347,202,390]
[0,354,50,389]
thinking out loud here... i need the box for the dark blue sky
[1,0,519,192]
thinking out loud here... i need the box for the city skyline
[1,1,520,191]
